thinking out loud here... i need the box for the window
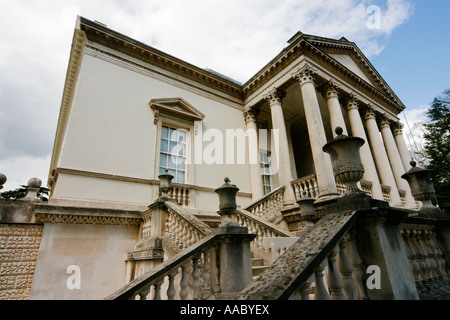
[159,125,188,184]
[260,151,272,194]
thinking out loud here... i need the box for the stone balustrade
[234,208,295,263]
[291,175,319,199]
[164,202,211,250]
[107,234,221,300]
[236,210,360,300]
[166,184,191,207]
[244,186,285,222]
[400,223,448,292]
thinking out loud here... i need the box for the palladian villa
[0,16,448,301]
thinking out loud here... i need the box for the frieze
[35,213,142,226]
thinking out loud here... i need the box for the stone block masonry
[0,224,43,300]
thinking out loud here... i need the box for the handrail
[163,201,212,250]
[236,210,361,300]
[244,186,285,222]
[106,233,219,300]
[234,208,295,262]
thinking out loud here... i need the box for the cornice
[78,17,243,101]
[47,28,87,190]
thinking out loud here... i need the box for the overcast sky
[0,0,448,191]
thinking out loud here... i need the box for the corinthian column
[323,80,348,137]
[393,121,413,172]
[264,88,296,205]
[244,108,265,201]
[380,115,416,208]
[345,95,384,201]
[293,64,339,199]
[364,106,402,206]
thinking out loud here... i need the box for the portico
[242,55,416,209]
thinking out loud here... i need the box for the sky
[0,0,448,191]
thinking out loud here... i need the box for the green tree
[423,89,450,213]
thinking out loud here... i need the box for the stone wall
[0,224,43,299]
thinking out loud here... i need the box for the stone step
[252,265,269,278]
[252,258,265,267]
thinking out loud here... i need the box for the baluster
[413,230,430,281]
[401,229,420,282]
[181,188,187,207]
[299,275,314,300]
[167,270,178,300]
[430,232,447,277]
[407,229,426,282]
[201,249,212,299]
[192,256,201,300]
[180,262,190,300]
[338,237,357,300]
[347,237,368,300]
[152,279,163,300]
[138,287,150,300]
[327,245,345,300]
[177,187,182,204]
[314,259,330,300]
[211,244,221,293]
[422,230,438,280]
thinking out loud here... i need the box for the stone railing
[234,208,295,263]
[244,186,285,222]
[164,201,211,250]
[236,211,366,300]
[106,233,222,300]
[400,221,448,298]
[381,184,391,203]
[166,184,191,207]
[291,175,318,199]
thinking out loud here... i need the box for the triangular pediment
[303,35,403,107]
[149,97,205,124]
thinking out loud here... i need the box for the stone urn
[215,177,240,228]
[322,127,366,196]
[158,169,174,200]
[401,161,445,219]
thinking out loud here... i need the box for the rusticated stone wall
[0,224,43,300]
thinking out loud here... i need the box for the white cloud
[0,0,414,190]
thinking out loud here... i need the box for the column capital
[243,107,259,124]
[320,79,340,100]
[264,87,286,106]
[393,121,404,136]
[345,93,360,111]
[293,63,316,86]
[364,104,377,121]
[380,113,392,129]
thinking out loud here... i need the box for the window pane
[162,126,169,139]
[168,155,177,169]
[176,157,186,170]
[169,141,178,154]
[159,167,166,175]
[168,169,176,179]
[178,130,187,143]
[160,139,168,153]
[177,171,185,184]
[169,128,177,141]
[160,153,168,167]
[178,143,186,156]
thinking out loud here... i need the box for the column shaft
[345,96,384,200]
[244,109,265,201]
[380,116,416,208]
[324,80,348,137]
[265,88,296,205]
[293,65,339,199]
[393,122,413,172]
[364,107,402,206]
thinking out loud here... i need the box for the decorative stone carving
[323,127,366,196]
[293,63,316,86]
[401,161,446,219]
[263,88,286,106]
[243,108,258,124]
